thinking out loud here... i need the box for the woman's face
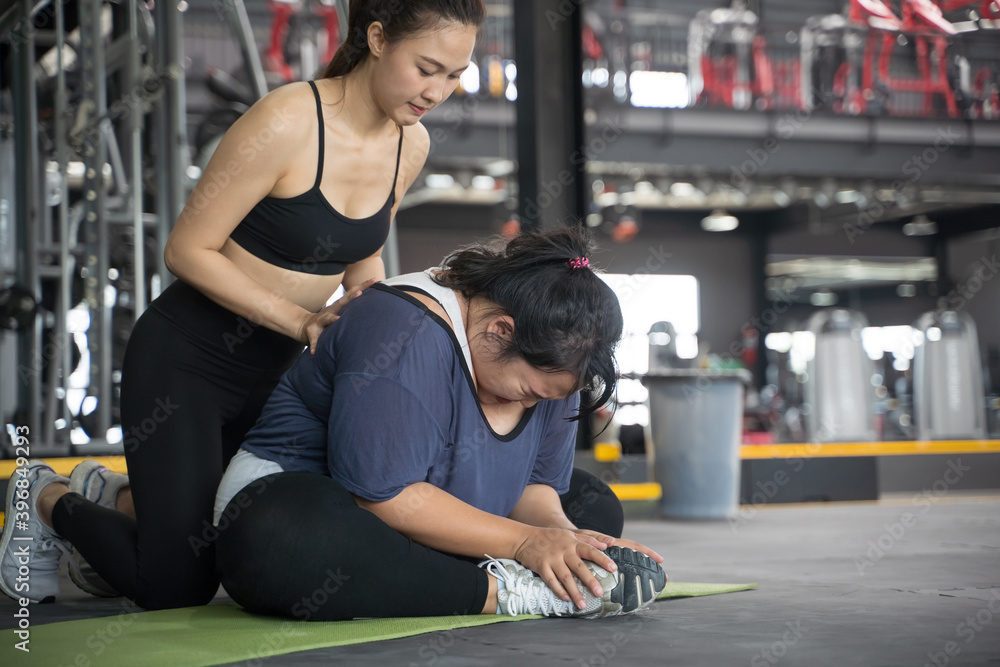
[470,317,579,409]
[371,21,478,125]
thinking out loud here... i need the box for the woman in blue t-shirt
[212,226,667,620]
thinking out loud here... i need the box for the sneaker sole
[605,546,667,614]
[67,555,119,598]
[0,466,55,603]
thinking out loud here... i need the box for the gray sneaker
[0,460,74,603]
[481,545,667,619]
[66,460,129,597]
[481,556,623,618]
[603,545,668,615]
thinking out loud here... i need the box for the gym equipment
[804,309,877,443]
[913,310,987,439]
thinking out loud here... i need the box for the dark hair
[433,226,624,419]
[321,0,486,79]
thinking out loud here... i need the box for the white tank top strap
[381,269,473,372]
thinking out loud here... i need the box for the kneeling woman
[213,226,667,620]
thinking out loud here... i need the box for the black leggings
[216,468,624,621]
[51,281,303,609]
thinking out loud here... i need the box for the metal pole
[53,0,72,448]
[12,0,42,441]
[129,0,146,316]
[513,0,585,230]
[225,0,268,100]
[80,0,112,438]
[156,0,190,265]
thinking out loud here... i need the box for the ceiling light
[700,209,739,232]
[809,290,838,306]
[470,175,495,190]
[459,62,480,95]
[425,174,455,189]
[902,214,938,236]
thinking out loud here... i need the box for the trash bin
[642,369,751,519]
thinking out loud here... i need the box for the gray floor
[3,495,999,666]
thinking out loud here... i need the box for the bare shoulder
[234,81,316,146]
[406,120,432,156]
[397,121,431,192]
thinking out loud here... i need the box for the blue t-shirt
[241,283,578,517]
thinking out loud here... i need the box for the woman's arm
[342,252,386,288]
[508,484,577,530]
[508,483,665,565]
[357,483,616,610]
[356,483,528,559]
[164,83,320,342]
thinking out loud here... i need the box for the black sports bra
[228,80,402,275]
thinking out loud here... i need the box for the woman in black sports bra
[2,0,486,610]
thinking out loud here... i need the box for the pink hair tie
[569,257,590,270]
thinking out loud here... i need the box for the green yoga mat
[0,582,755,666]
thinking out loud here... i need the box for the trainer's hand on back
[514,526,616,611]
[298,278,378,354]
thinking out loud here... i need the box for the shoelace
[483,557,574,617]
[25,466,81,579]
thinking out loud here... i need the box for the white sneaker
[66,461,128,597]
[0,460,74,603]
[480,556,623,619]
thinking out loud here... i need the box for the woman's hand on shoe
[513,526,615,610]
[298,279,378,354]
